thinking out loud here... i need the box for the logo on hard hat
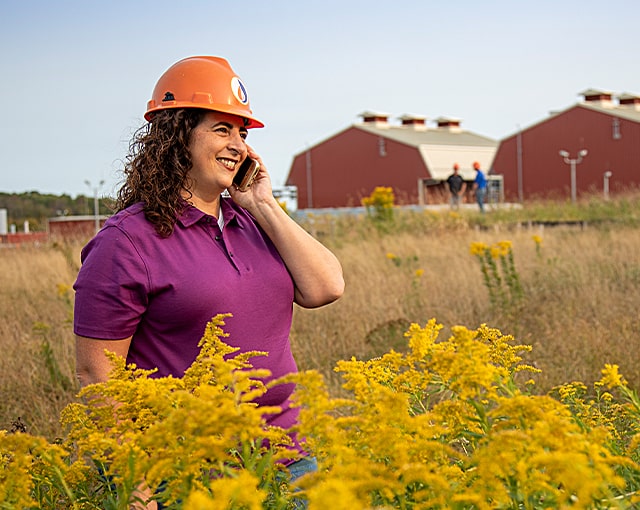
[230,77,249,105]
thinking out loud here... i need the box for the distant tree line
[0,191,114,232]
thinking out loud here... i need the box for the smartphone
[233,157,260,191]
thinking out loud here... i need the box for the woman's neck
[183,191,221,218]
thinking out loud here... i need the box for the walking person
[446,163,466,210]
[73,55,345,508]
[472,161,488,213]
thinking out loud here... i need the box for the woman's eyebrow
[213,121,248,135]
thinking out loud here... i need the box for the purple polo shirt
[74,198,300,441]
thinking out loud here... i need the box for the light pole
[603,171,612,200]
[305,148,313,208]
[558,149,588,203]
[85,179,105,234]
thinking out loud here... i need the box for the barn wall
[286,127,429,208]
[494,106,640,200]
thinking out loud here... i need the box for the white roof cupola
[399,113,428,130]
[435,116,462,132]
[618,92,640,110]
[580,88,614,108]
[359,110,390,127]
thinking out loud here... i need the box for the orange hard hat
[453,163,459,170]
[145,56,264,128]
[473,161,481,169]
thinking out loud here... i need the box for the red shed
[285,112,498,209]
[48,215,108,241]
[493,89,640,201]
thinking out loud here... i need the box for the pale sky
[2,0,638,198]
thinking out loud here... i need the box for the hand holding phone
[233,157,260,191]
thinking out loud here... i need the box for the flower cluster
[362,186,395,223]
[3,316,640,509]
[470,239,524,312]
[3,315,298,509]
[287,320,640,509]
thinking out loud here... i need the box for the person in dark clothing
[446,163,466,210]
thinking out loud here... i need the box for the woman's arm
[247,197,344,308]
[76,336,157,509]
[75,335,133,387]
[229,151,344,309]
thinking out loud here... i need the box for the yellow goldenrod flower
[599,363,624,389]
[362,186,395,208]
[9,313,640,509]
[56,282,71,297]
[469,241,488,256]
[600,392,613,403]
[496,240,512,256]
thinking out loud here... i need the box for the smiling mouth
[217,158,237,170]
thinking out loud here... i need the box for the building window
[378,136,387,157]
[612,117,621,140]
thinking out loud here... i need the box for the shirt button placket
[210,223,239,271]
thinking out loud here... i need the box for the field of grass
[2,192,640,440]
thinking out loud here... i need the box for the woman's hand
[228,146,276,211]
[129,483,157,509]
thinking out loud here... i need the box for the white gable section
[420,145,497,181]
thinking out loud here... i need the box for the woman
[73,56,345,507]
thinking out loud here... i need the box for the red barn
[493,89,640,201]
[285,112,498,209]
[48,215,107,241]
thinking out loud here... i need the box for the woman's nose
[228,130,246,153]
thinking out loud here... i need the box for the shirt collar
[176,197,243,229]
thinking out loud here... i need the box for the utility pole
[85,179,105,234]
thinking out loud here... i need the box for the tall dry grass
[0,242,81,438]
[2,208,640,439]
[291,216,640,397]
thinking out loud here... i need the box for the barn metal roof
[578,101,640,123]
[501,96,640,141]
[355,122,498,180]
[356,122,497,147]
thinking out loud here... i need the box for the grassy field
[2,192,640,440]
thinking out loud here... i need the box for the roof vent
[435,116,462,132]
[580,88,614,108]
[398,114,427,130]
[618,92,640,110]
[359,110,390,127]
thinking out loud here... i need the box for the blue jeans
[286,456,318,509]
[156,457,318,509]
[287,456,318,483]
[476,187,487,213]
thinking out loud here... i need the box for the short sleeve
[73,226,150,340]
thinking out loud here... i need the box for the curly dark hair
[116,109,206,237]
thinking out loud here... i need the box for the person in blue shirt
[472,161,487,213]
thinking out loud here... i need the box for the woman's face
[187,111,249,197]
